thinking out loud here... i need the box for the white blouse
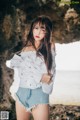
[6,49,56,100]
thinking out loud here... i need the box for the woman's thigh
[32,104,49,120]
[15,100,31,120]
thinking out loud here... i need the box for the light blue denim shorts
[15,87,49,112]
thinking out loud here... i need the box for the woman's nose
[37,29,41,35]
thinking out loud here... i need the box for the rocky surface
[49,105,80,120]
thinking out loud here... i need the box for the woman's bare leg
[32,104,49,120]
[15,100,31,120]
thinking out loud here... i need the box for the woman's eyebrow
[40,26,46,29]
[34,24,46,29]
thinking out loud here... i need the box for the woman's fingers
[41,73,53,84]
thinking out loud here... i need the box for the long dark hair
[25,15,53,74]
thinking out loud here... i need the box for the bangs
[33,21,46,30]
[38,22,46,29]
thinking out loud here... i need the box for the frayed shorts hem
[15,95,49,113]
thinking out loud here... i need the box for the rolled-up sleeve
[6,54,23,69]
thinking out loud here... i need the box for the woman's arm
[6,54,23,69]
[40,73,53,84]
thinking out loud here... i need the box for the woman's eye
[35,27,39,29]
[42,29,46,32]
[42,29,45,31]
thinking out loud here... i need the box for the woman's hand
[41,73,53,84]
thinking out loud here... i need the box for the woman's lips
[35,36,40,38]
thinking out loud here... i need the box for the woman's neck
[35,41,41,49]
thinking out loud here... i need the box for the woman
[6,15,56,120]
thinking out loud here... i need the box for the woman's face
[33,22,46,42]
